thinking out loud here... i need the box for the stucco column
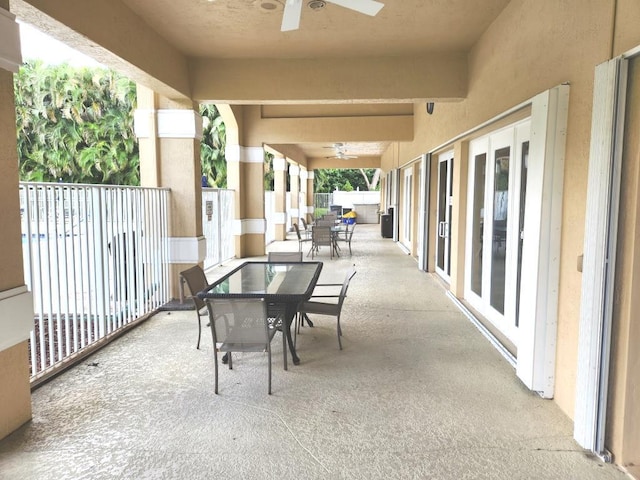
[273,154,287,241]
[0,4,33,440]
[299,167,308,223]
[134,86,204,298]
[227,145,266,257]
[306,170,315,219]
[289,164,300,224]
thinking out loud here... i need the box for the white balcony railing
[19,182,171,380]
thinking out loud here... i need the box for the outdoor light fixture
[426,102,435,115]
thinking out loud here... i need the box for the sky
[19,22,103,67]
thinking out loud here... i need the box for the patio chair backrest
[206,297,277,394]
[268,252,303,262]
[312,225,333,247]
[180,265,208,311]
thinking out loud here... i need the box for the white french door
[402,167,413,250]
[464,122,530,345]
[435,151,454,281]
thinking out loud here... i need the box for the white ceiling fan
[332,151,358,160]
[281,0,384,32]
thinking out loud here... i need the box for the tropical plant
[14,61,139,185]
[200,104,227,188]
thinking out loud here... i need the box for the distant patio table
[198,261,323,367]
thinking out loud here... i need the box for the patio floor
[0,224,629,480]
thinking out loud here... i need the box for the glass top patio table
[198,261,323,366]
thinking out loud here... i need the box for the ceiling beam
[190,54,467,104]
[308,157,381,170]
[243,105,413,145]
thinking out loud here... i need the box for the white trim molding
[289,208,300,219]
[0,8,22,73]
[0,286,34,352]
[134,109,203,140]
[233,218,266,235]
[226,144,240,163]
[289,165,300,176]
[273,156,287,171]
[272,212,286,225]
[168,236,206,264]
[308,171,315,180]
[242,146,265,163]
[300,169,309,181]
[306,206,315,214]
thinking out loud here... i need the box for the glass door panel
[490,146,511,314]
[436,152,454,280]
[515,141,529,326]
[402,168,413,249]
[470,153,486,296]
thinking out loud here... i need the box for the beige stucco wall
[0,60,33,436]
[381,0,628,420]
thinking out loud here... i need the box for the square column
[273,155,287,241]
[306,170,315,219]
[0,5,33,440]
[299,167,308,223]
[289,164,300,224]
[227,145,266,257]
[135,87,205,298]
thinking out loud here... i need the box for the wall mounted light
[426,102,435,115]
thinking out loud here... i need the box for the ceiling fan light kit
[281,0,384,32]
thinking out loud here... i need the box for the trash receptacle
[381,214,393,238]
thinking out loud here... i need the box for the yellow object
[344,210,357,218]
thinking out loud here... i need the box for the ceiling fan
[331,151,358,160]
[281,0,384,32]
[325,143,358,160]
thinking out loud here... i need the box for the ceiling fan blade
[281,0,303,31]
[326,0,384,16]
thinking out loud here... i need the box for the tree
[359,168,380,191]
[14,61,139,185]
[314,168,380,193]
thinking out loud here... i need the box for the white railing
[20,182,170,379]
[202,188,235,269]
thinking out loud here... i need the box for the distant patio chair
[293,222,312,252]
[311,225,334,259]
[179,265,210,350]
[340,222,356,255]
[298,268,357,350]
[205,298,279,394]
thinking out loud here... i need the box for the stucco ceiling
[12,0,511,163]
[121,0,509,59]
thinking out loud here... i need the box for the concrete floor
[0,225,630,480]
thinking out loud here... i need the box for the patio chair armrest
[315,283,343,287]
